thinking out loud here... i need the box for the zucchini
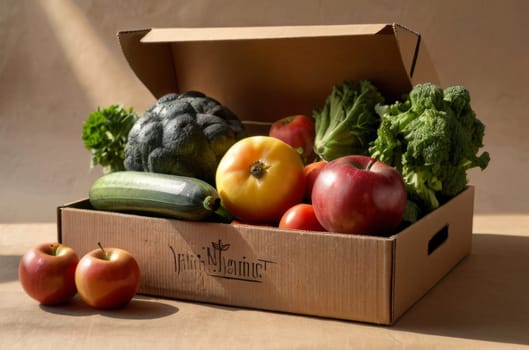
[89,171,221,221]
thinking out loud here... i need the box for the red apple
[269,114,316,164]
[75,243,140,309]
[18,242,79,305]
[303,160,327,202]
[311,155,407,235]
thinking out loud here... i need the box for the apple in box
[269,114,316,164]
[75,243,141,309]
[312,155,407,235]
[18,242,79,305]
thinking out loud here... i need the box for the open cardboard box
[58,23,475,325]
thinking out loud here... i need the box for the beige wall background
[1,0,527,222]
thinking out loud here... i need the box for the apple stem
[48,243,59,256]
[97,242,108,260]
[366,159,377,171]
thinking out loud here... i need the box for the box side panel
[168,34,412,122]
[60,208,394,324]
[392,186,474,321]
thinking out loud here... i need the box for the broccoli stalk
[369,83,490,221]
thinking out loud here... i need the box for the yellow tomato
[216,136,306,223]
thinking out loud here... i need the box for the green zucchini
[89,171,220,221]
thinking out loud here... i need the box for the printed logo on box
[169,239,276,283]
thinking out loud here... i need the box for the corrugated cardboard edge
[391,23,439,86]
[56,198,91,244]
[392,24,421,79]
[138,23,392,42]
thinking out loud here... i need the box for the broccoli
[313,80,385,161]
[124,91,244,185]
[369,83,490,220]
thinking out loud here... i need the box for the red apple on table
[18,242,79,305]
[75,243,140,309]
[269,114,316,164]
[311,155,407,235]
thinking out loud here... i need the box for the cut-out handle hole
[428,225,449,255]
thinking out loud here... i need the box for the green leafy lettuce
[313,80,385,161]
[82,104,137,174]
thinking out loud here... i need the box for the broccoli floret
[369,83,490,218]
[403,109,453,167]
[409,82,444,112]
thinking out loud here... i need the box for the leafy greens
[82,104,137,174]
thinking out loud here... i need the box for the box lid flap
[118,24,438,122]
[139,23,392,42]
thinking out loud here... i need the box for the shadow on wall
[0,1,156,223]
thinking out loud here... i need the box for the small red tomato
[303,160,327,202]
[269,114,316,164]
[279,204,326,231]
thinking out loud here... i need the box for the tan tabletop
[1,216,528,349]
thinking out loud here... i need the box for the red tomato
[269,114,316,164]
[278,204,326,231]
[303,161,327,202]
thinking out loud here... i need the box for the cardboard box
[58,24,474,325]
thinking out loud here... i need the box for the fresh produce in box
[124,91,244,185]
[80,80,489,234]
[216,136,305,224]
[369,83,490,221]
